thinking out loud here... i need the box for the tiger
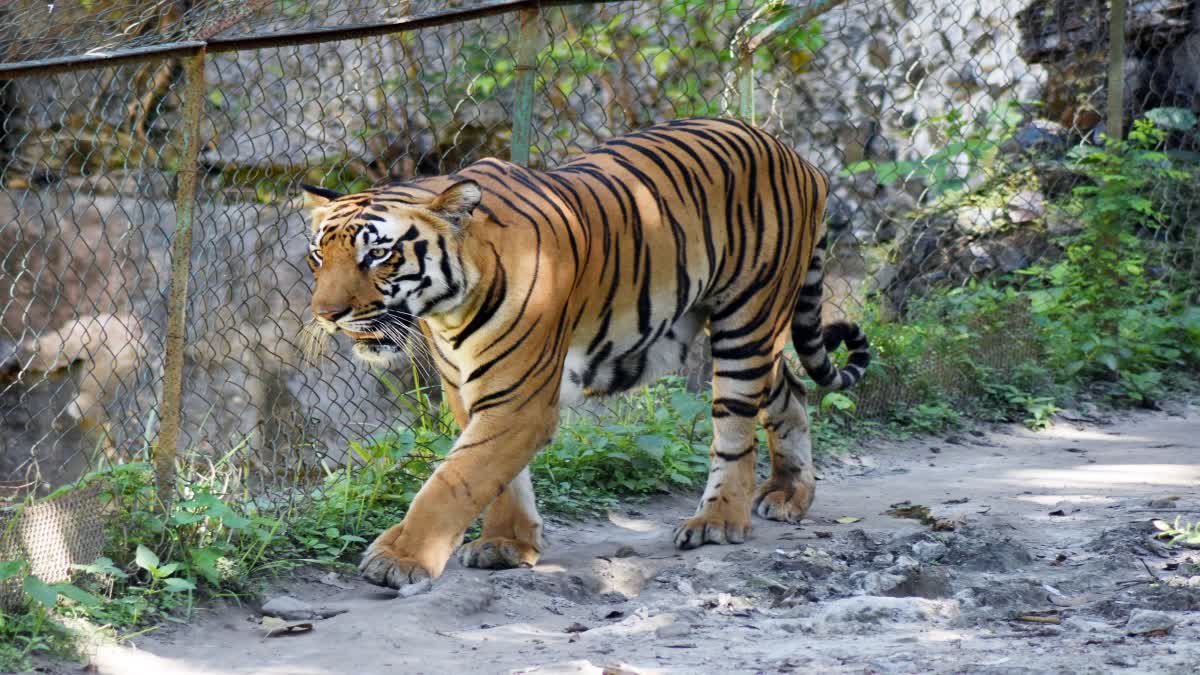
[301,117,870,590]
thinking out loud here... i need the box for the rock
[911,540,948,563]
[1010,122,1066,154]
[1006,190,1046,223]
[812,596,959,627]
[1064,616,1113,633]
[654,622,691,639]
[854,556,953,599]
[1125,609,1177,635]
[955,206,1003,235]
[260,595,347,621]
[614,545,638,558]
[260,596,311,617]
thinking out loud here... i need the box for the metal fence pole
[156,52,207,501]
[1106,0,1127,142]
[738,49,755,123]
[510,6,542,166]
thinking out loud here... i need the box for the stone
[1006,190,1046,223]
[812,596,959,626]
[911,540,948,563]
[260,596,312,617]
[654,622,691,639]
[1064,616,1113,633]
[1125,609,1177,635]
[956,207,1002,235]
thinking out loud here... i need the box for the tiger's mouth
[346,331,402,365]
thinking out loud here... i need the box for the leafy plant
[1020,115,1200,402]
[1152,517,1200,548]
[841,101,1025,198]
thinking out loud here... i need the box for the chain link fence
[2,0,1197,594]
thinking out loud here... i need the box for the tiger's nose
[313,303,351,322]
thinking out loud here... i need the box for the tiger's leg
[673,340,776,549]
[753,358,816,522]
[422,379,544,570]
[458,467,544,569]
[359,404,557,589]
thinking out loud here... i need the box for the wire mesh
[1,0,1197,599]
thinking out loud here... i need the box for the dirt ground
[84,402,1200,675]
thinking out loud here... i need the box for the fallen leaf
[564,622,590,634]
[260,616,314,637]
[886,502,932,522]
[604,610,624,620]
[1152,519,1173,532]
[942,497,969,505]
[1048,510,1066,517]
[815,531,833,539]
[931,516,965,532]
[834,517,861,524]
[1014,615,1062,625]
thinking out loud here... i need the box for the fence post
[156,51,206,502]
[1106,0,1127,141]
[738,48,755,124]
[732,0,848,125]
[510,6,541,167]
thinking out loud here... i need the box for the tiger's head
[301,180,482,365]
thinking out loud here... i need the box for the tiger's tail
[790,235,870,391]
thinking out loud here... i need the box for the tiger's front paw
[458,536,540,570]
[360,534,434,590]
[673,514,751,549]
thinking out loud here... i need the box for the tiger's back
[302,117,868,588]
[444,117,855,411]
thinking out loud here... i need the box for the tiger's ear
[300,184,344,209]
[428,180,481,230]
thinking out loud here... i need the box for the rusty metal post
[1106,0,1127,141]
[510,6,542,166]
[156,52,206,501]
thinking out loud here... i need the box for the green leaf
[0,559,24,582]
[163,577,197,593]
[135,544,160,572]
[156,562,180,578]
[23,575,59,608]
[1145,107,1197,131]
[71,556,128,580]
[52,583,100,607]
[1097,353,1119,371]
[170,512,205,525]
[189,547,224,585]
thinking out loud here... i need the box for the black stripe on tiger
[790,236,871,390]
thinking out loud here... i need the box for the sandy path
[88,403,1200,675]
